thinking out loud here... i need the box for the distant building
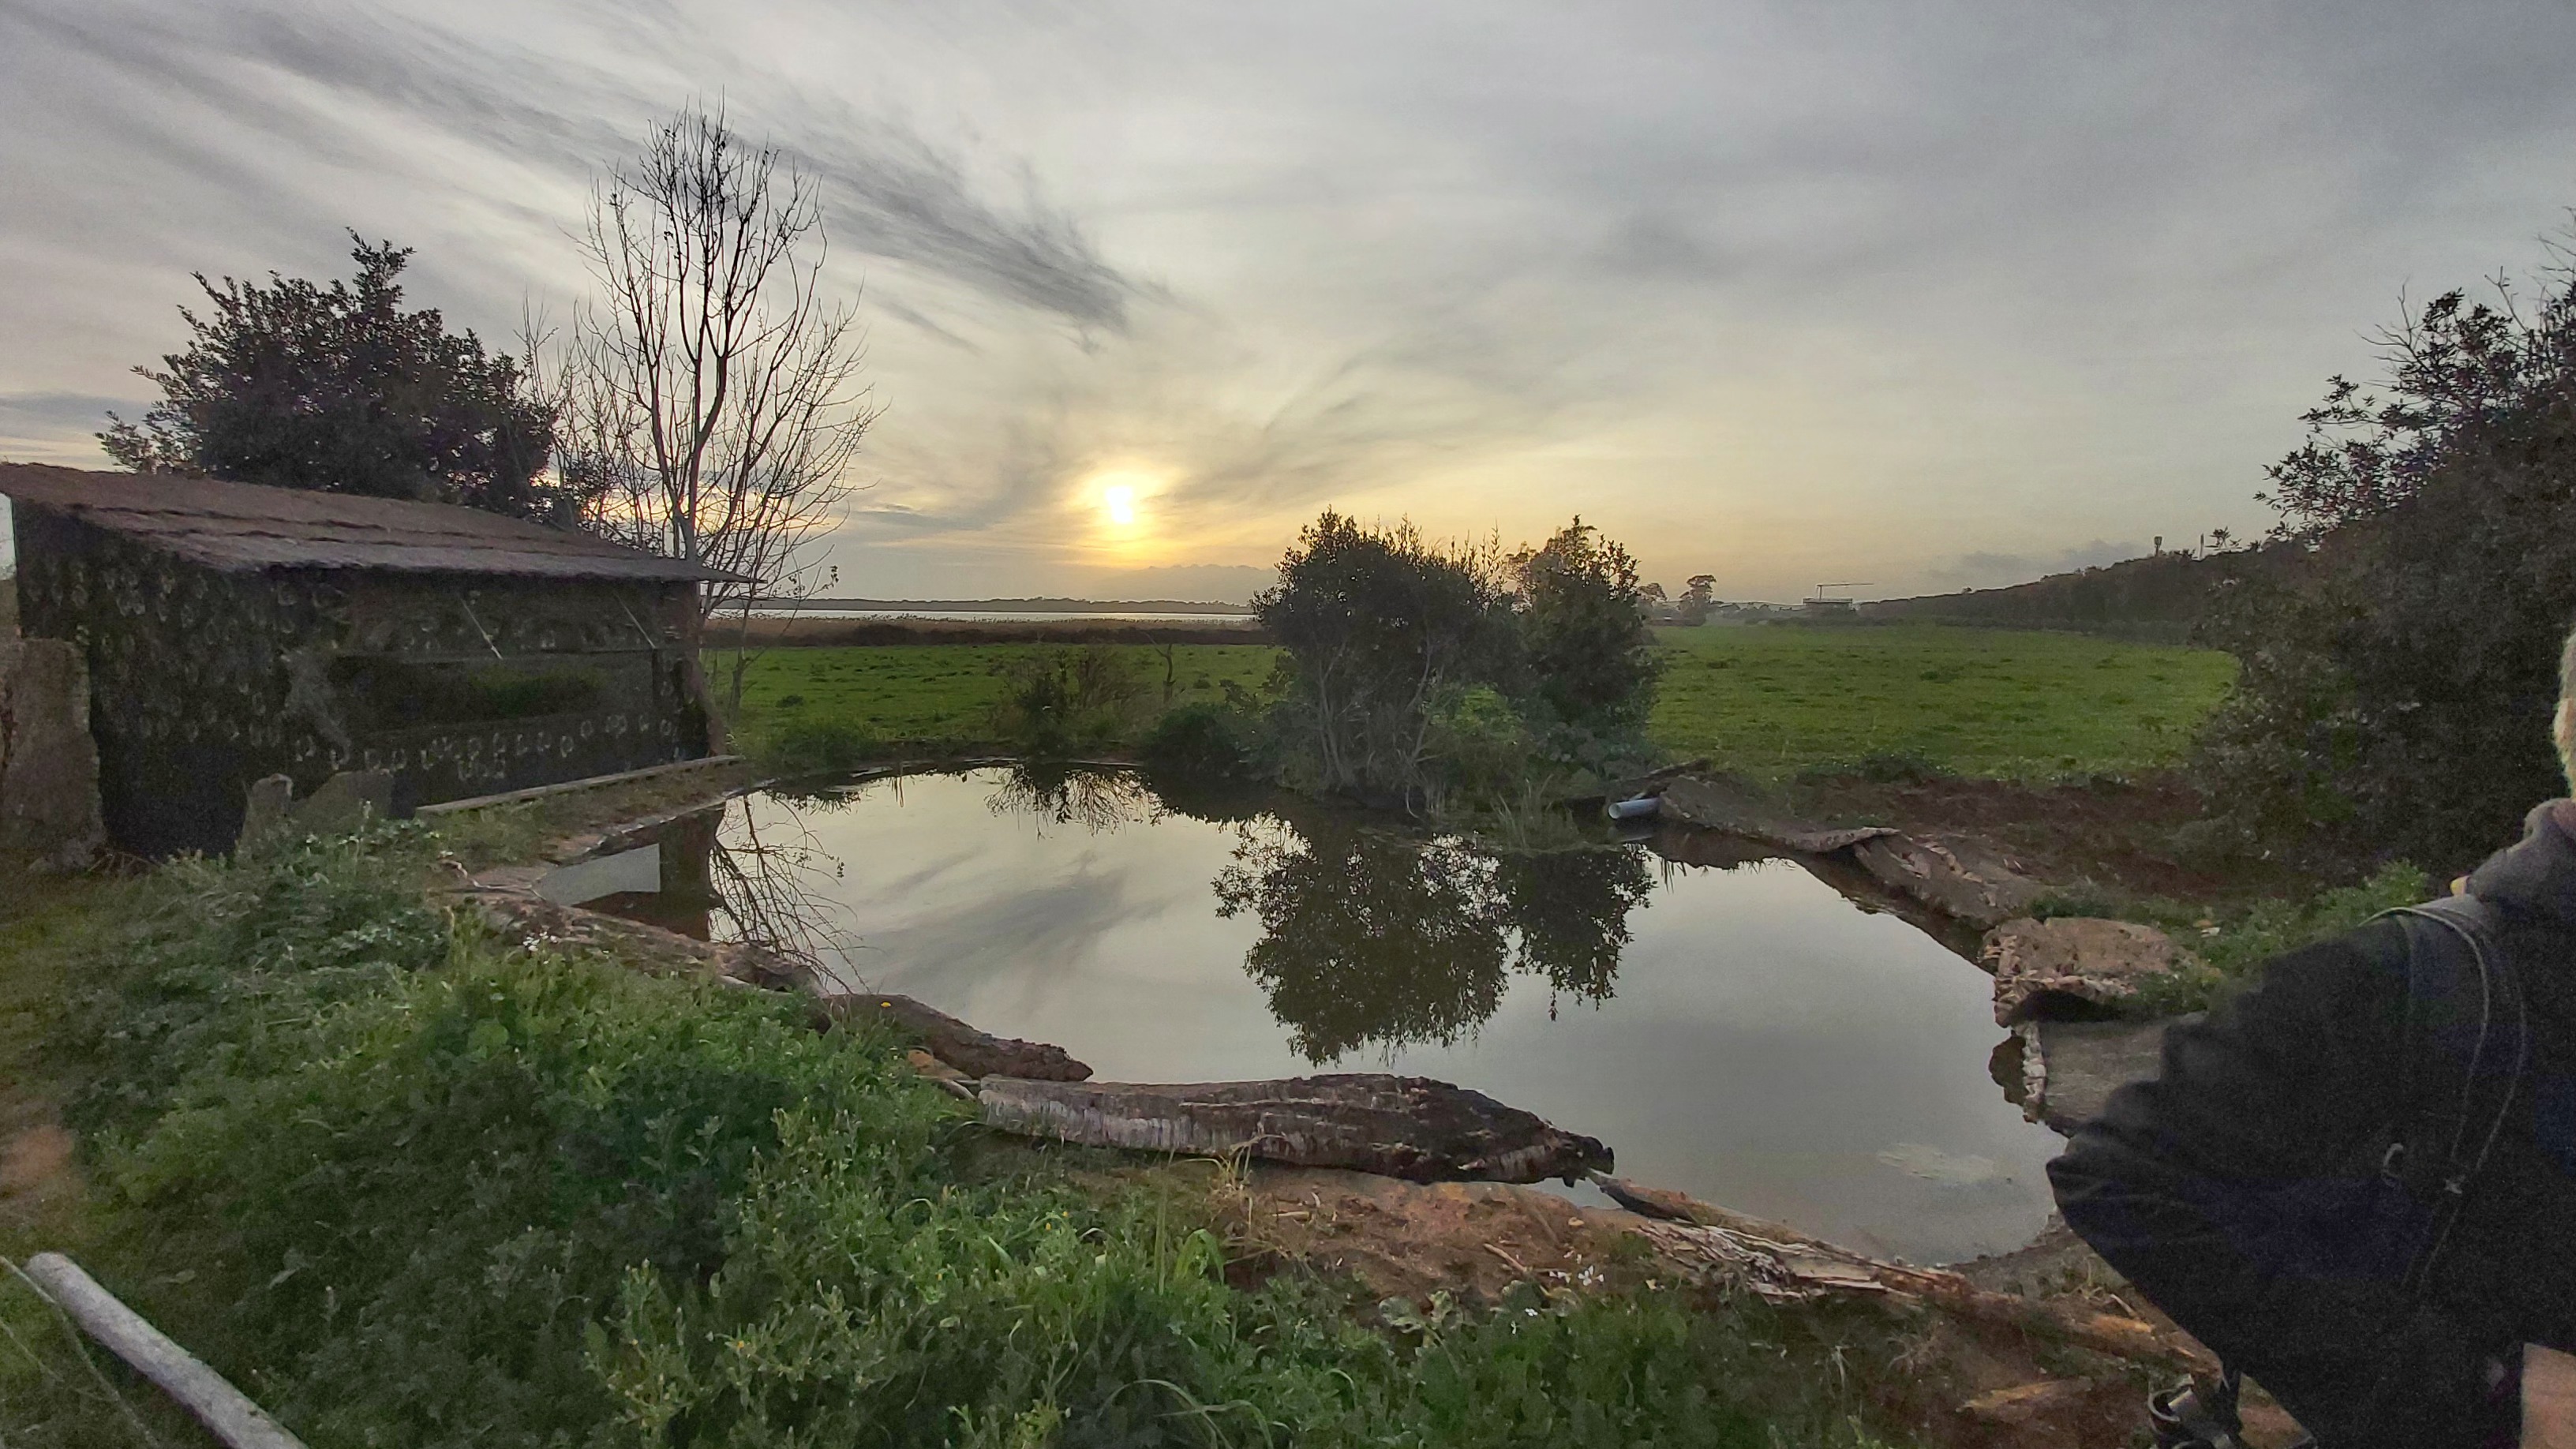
[1,463,743,856]
[1799,597,1858,618]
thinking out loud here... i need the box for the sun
[1101,484,1138,528]
[1085,467,1166,554]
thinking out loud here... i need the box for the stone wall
[11,506,713,856]
[0,636,105,867]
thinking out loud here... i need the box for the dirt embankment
[1780,770,2315,910]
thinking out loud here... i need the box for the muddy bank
[1780,770,2315,909]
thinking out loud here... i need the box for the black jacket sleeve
[2047,919,2519,1447]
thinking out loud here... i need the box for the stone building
[1,462,743,856]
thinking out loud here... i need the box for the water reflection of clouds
[858,868,1151,999]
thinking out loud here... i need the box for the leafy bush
[64,828,452,1138]
[1426,686,1538,808]
[988,646,1144,757]
[1511,520,1661,733]
[1139,700,1258,778]
[1257,511,1519,801]
[2192,238,2576,872]
[1258,511,1671,807]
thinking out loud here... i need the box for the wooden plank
[18,1252,307,1449]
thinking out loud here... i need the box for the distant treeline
[1859,549,2277,642]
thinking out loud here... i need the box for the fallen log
[1849,832,2046,930]
[977,1073,1612,1184]
[1657,774,1898,854]
[1589,1174,2215,1375]
[818,993,1093,1081]
[16,1252,307,1448]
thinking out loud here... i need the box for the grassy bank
[720,643,1281,754]
[722,623,2235,784]
[0,831,1926,1447]
[1649,623,2235,781]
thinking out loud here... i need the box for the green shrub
[1139,701,1257,778]
[754,714,882,774]
[2040,861,2435,1014]
[2190,249,2576,874]
[988,646,1144,757]
[1427,687,1539,808]
[1511,519,1662,733]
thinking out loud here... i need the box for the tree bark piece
[1589,1174,2215,1375]
[18,1252,307,1449]
[819,994,1093,1081]
[977,1073,1612,1184]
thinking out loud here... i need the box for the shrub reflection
[1215,818,1653,1062]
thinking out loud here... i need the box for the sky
[2,2,2574,603]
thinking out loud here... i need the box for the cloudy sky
[3,2,2574,601]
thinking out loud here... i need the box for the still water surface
[582,766,2064,1264]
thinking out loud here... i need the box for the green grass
[721,624,2237,784]
[2037,861,2433,1014]
[721,644,1282,751]
[1,832,1928,1447]
[1647,623,2237,781]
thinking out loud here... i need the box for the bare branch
[553,103,879,708]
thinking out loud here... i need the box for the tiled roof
[0,462,750,584]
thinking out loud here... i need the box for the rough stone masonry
[0,635,105,869]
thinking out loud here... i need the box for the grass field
[1649,623,2236,780]
[724,623,2237,780]
[721,642,1282,746]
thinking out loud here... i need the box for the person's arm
[2048,921,2522,1447]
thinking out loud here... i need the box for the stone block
[291,769,394,838]
[0,637,104,869]
[236,774,294,855]
[1983,915,2182,1024]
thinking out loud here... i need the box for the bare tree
[555,103,878,707]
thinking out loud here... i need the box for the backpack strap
[2380,895,2532,1298]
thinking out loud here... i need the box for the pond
[562,766,2066,1265]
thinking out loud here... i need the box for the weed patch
[2037,861,2433,1013]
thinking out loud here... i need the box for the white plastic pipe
[17,1252,306,1449]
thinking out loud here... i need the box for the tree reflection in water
[1214,814,1655,1064]
[624,793,861,988]
[710,795,860,987]
[983,762,1163,835]
[677,764,1657,1059]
